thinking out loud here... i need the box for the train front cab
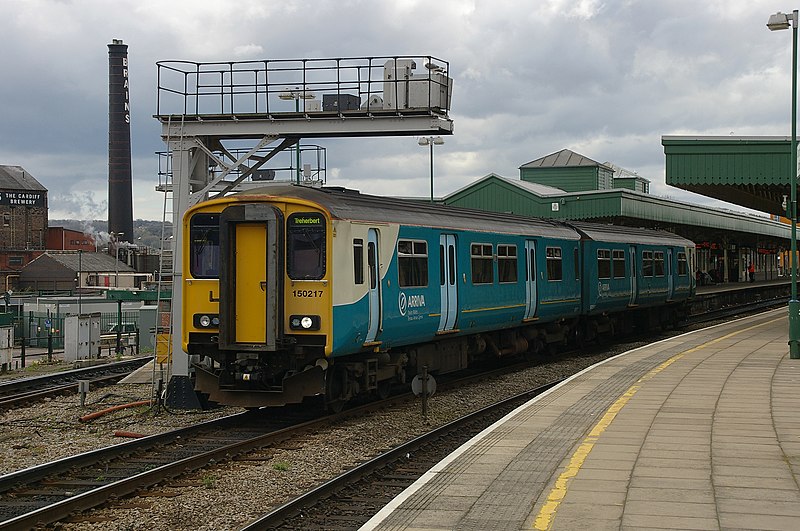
[183,198,335,408]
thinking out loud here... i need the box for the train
[182,184,696,410]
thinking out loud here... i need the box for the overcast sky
[1,0,795,222]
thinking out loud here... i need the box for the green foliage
[272,461,290,472]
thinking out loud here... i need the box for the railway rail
[242,380,563,530]
[0,409,315,530]
[691,293,787,324]
[0,357,153,410]
[235,298,794,530]
[0,292,790,529]
[0,363,557,530]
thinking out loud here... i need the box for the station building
[0,165,101,293]
[443,148,790,284]
[19,251,138,292]
[663,135,797,280]
[0,165,48,291]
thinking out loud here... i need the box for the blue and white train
[182,185,695,409]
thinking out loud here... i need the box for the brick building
[1,165,48,291]
[47,227,96,251]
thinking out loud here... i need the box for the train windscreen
[190,213,220,278]
[287,212,326,280]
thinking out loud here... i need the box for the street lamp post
[77,249,82,315]
[418,136,444,203]
[768,10,800,359]
[279,87,315,184]
[113,232,124,288]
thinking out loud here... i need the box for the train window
[449,245,456,285]
[189,213,220,278]
[597,249,611,279]
[498,244,518,283]
[677,252,688,275]
[398,239,428,287]
[612,250,626,278]
[439,245,445,286]
[546,247,563,281]
[287,213,326,280]
[353,239,364,285]
[471,243,493,284]
[642,250,654,277]
[654,251,665,276]
[368,242,376,288]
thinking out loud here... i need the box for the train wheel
[376,380,392,400]
[325,365,348,413]
[571,326,585,349]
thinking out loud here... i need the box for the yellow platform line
[532,315,782,530]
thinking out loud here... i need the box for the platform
[362,307,800,530]
[116,359,168,385]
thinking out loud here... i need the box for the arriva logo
[398,292,426,317]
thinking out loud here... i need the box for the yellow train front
[183,187,336,408]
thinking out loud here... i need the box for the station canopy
[662,136,792,217]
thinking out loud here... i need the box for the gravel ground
[0,381,241,475]
[0,348,628,531]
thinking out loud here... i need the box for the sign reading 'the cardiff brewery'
[0,190,45,207]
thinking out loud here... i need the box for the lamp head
[279,86,300,100]
[768,12,793,30]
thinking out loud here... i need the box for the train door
[438,234,458,331]
[666,248,674,300]
[218,204,283,351]
[235,224,267,342]
[366,228,381,343]
[524,240,538,319]
[629,245,638,306]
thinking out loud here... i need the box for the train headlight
[193,313,219,329]
[289,315,320,331]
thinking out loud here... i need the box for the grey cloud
[0,0,792,220]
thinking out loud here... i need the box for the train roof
[234,184,581,240]
[567,221,695,247]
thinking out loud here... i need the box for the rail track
[0,295,789,529]
[0,408,320,530]
[690,295,787,324]
[0,361,558,530]
[0,357,152,410]
[241,380,563,530]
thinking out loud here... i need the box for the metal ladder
[152,115,181,400]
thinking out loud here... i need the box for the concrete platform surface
[362,308,800,530]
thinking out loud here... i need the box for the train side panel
[581,240,636,315]
[332,224,583,354]
[533,238,583,322]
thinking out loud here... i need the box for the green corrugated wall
[664,138,790,186]
[520,166,599,192]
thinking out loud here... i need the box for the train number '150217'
[293,289,324,298]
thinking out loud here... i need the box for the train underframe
[191,302,687,410]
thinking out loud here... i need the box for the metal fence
[8,311,140,349]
